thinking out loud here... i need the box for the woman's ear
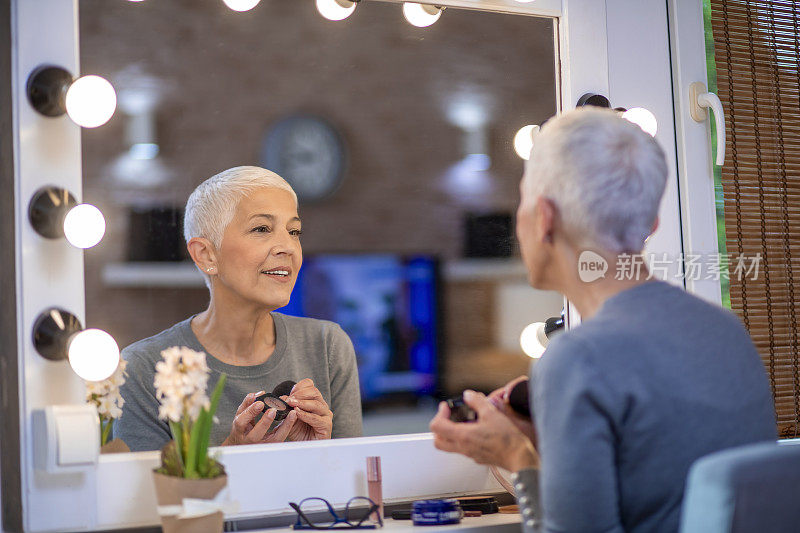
[650,216,660,236]
[535,196,557,244]
[187,237,217,275]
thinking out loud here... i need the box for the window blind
[710,0,800,438]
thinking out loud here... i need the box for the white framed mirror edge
[5,0,645,531]
[369,0,562,17]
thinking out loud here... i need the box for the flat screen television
[278,255,440,405]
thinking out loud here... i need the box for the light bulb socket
[544,315,565,338]
[422,4,443,15]
[333,0,359,7]
[26,65,74,117]
[577,93,611,109]
[32,308,83,361]
[28,186,77,239]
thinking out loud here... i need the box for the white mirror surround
[5,0,691,530]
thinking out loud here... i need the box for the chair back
[679,441,800,533]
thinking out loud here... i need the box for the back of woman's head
[523,107,668,253]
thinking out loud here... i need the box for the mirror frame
[3,0,692,530]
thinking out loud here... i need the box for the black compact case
[255,393,291,421]
[446,396,478,423]
[255,380,297,422]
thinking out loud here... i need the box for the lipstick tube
[366,456,383,520]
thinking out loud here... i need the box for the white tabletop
[252,513,522,532]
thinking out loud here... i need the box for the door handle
[689,81,725,166]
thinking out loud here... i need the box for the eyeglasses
[290,496,383,530]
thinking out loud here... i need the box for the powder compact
[446,396,478,423]
[255,392,292,422]
[255,380,297,422]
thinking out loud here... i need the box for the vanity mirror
[78,0,564,444]
[4,0,698,531]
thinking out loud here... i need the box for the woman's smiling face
[214,187,302,310]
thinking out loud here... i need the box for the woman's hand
[429,389,540,473]
[488,375,529,405]
[488,376,538,446]
[221,391,297,446]
[281,378,333,441]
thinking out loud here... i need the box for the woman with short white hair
[430,108,775,533]
[116,166,363,452]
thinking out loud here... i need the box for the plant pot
[152,471,228,533]
[100,438,130,454]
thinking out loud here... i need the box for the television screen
[278,255,439,404]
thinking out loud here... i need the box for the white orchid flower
[154,346,211,423]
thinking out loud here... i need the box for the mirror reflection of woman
[115,166,363,452]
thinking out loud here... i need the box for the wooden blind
[710,0,800,438]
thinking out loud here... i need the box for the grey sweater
[114,312,363,451]
[517,281,775,533]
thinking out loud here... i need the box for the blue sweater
[526,281,775,533]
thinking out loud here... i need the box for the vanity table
[255,514,522,532]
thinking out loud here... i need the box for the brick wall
[78,0,558,394]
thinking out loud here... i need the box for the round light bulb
[622,107,658,137]
[316,0,356,20]
[514,124,539,160]
[520,322,547,359]
[403,3,442,28]
[64,75,117,128]
[63,204,106,249]
[222,0,261,11]
[68,329,120,382]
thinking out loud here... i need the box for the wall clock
[261,115,347,203]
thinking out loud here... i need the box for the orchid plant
[154,346,227,479]
[85,358,127,446]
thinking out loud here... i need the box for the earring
[206,267,215,273]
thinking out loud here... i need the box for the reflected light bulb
[514,124,539,160]
[222,0,261,11]
[316,0,356,20]
[63,204,106,249]
[68,329,120,382]
[65,75,116,128]
[403,3,442,27]
[520,322,548,359]
[622,107,658,137]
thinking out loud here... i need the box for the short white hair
[184,166,298,287]
[523,107,668,253]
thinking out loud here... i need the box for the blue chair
[680,441,800,533]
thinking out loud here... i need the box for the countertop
[251,513,522,532]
